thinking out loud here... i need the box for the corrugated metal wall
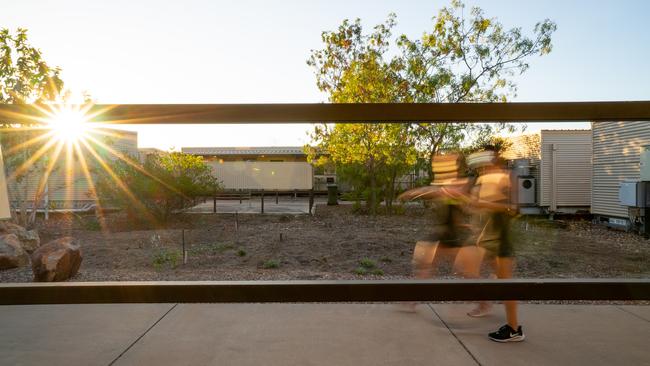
[592,121,650,219]
[207,161,313,190]
[6,128,138,209]
[540,130,592,209]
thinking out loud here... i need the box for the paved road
[0,303,648,365]
[186,197,332,215]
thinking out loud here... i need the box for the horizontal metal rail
[1,101,650,124]
[0,279,648,305]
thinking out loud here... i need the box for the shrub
[353,267,367,275]
[263,260,280,269]
[95,152,221,222]
[152,248,181,270]
[358,258,376,269]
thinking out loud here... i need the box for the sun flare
[47,107,90,143]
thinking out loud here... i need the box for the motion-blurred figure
[398,154,472,282]
[458,148,524,342]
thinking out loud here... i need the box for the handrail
[0,279,648,305]
[1,101,650,124]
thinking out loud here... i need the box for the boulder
[31,237,82,282]
[0,221,41,253]
[0,234,30,270]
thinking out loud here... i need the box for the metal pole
[213,195,216,213]
[309,189,314,215]
[276,190,279,204]
[182,229,187,264]
[261,190,264,214]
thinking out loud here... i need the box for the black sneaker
[488,324,525,342]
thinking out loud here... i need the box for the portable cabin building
[502,130,591,214]
[539,130,592,213]
[182,147,314,191]
[591,121,650,227]
[5,128,138,212]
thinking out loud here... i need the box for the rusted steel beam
[0,279,648,305]
[1,101,650,124]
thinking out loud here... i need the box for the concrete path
[186,197,330,215]
[0,304,648,366]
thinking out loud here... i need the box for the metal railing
[1,101,650,304]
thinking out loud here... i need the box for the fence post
[276,190,279,204]
[261,190,265,214]
[309,189,314,215]
[213,195,217,213]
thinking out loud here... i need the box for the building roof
[181,146,306,156]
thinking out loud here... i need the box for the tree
[94,152,221,223]
[0,28,64,226]
[307,0,556,184]
[307,16,417,213]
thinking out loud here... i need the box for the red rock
[31,237,82,282]
[0,234,30,270]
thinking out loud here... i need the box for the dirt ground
[1,204,649,282]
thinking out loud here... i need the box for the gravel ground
[1,204,649,285]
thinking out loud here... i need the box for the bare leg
[496,256,518,329]
[412,241,438,279]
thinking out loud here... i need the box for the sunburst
[0,102,161,228]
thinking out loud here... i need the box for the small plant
[152,248,181,270]
[358,258,376,269]
[263,260,280,269]
[380,257,392,263]
[237,249,247,257]
[351,200,362,213]
[83,219,102,231]
[353,267,367,275]
[391,205,406,215]
[371,269,384,276]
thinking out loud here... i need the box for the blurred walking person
[398,154,473,289]
[458,148,524,342]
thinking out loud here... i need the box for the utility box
[517,177,536,205]
[619,181,648,207]
[641,145,650,181]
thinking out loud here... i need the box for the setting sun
[47,108,90,144]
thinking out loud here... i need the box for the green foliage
[307,0,556,185]
[237,249,247,257]
[263,259,280,269]
[0,28,64,104]
[371,269,385,276]
[152,248,181,270]
[94,152,221,222]
[358,258,377,269]
[0,28,66,227]
[380,257,393,263]
[353,267,367,275]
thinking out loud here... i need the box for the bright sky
[2,0,649,149]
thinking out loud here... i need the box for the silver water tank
[512,158,531,177]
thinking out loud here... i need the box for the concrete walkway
[0,304,648,365]
[186,197,330,215]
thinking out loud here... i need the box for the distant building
[591,121,650,230]
[182,147,318,191]
[6,128,138,212]
[503,130,592,214]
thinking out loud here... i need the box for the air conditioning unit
[517,177,536,205]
